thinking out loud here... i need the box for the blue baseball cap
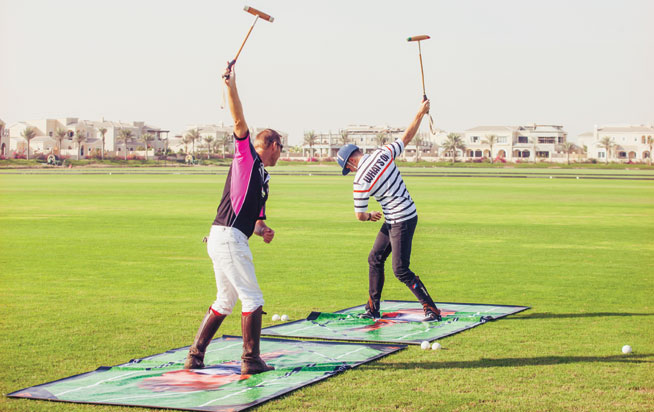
[337,144,359,175]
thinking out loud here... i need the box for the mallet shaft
[418,41,427,100]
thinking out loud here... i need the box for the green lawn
[1,171,653,411]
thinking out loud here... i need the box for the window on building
[558,137,564,143]
[536,151,549,158]
[618,151,626,158]
[471,136,479,143]
[497,136,507,143]
[518,136,528,143]
[643,136,647,144]
[598,151,605,158]
[538,137,555,144]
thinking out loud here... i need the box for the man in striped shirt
[336,99,442,322]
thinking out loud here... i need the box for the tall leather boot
[184,307,226,369]
[241,306,275,375]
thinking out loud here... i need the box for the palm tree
[98,127,107,160]
[646,136,653,166]
[73,130,86,160]
[55,128,67,156]
[21,126,37,160]
[414,136,423,162]
[530,136,539,162]
[117,128,134,160]
[562,142,575,165]
[185,128,201,156]
[482,134,498,163]
[141,133,155,161]
[599,136,614,165]
[374,132,386,147]
[443,133,465,163]
[220,133,231,158]
[204,136,214,159]
[304,130,317,160]
[339,130,350,145]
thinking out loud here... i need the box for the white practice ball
[281,314,289,321]
[622,345,632,354]
[420,341,430,350]
[271,314,280,321]
[431,342,442,350]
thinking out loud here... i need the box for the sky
[1,0,653,145]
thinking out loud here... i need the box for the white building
[183,124,289,157]
[301,125,437,160]
[0,118,7,157]
[577,124,654,162]
[7,117,168,158]
[451,124,570,162]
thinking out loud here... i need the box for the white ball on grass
[281,314,289,321]
[271,314,280,321]
[420,341,430,350]
[622,345,632,354]
[431,342,442,350]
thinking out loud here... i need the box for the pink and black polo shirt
[212,131,269,238]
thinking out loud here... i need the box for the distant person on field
[184,67,283,375]
[336,99,442,322]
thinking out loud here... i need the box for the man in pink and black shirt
[184,67,282,375]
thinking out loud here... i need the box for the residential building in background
[455,124,570,162]
[0,118,7,157]
[7,117,168,158]
[301,125,439,160]
[577,124,653,162]
[181,124,289,158]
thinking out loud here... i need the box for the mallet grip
[244,6,274,22]
[222,60,236,79]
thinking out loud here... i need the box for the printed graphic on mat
[9,336,404,412]
[262,300,529,344]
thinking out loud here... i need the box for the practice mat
[8,335,404,412]
[262,300,529,345]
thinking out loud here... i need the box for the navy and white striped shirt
[353,139,417,224]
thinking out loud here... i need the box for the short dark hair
[254,129,281,149]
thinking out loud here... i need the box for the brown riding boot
[240,306,275,375]
[184,307,226,369]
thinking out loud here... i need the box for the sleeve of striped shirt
[383,139,404,159]
[353,182,369,213]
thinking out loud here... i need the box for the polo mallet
[222,6,274,80]
[407,35,437,134]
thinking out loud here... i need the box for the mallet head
[407,35,430,42]
[244,6,274,22]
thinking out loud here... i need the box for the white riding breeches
[207,225,264,314]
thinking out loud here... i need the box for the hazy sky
[1,0,652,144]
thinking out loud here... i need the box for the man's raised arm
[223,67,249,138]
[401,99,430,147]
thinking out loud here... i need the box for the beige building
[7,117,168,158]
[577,124,653,162]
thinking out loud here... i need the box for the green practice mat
[262,300,529,344]
[8,336,404,411]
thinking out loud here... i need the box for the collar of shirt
[354,154,370,178]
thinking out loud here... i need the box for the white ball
[281,314,289,321]
[622,345,632,354]
[271,314,280,321]
[431,342,442,350]
[420,341,430,350]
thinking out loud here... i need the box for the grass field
[1,169,653,411]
